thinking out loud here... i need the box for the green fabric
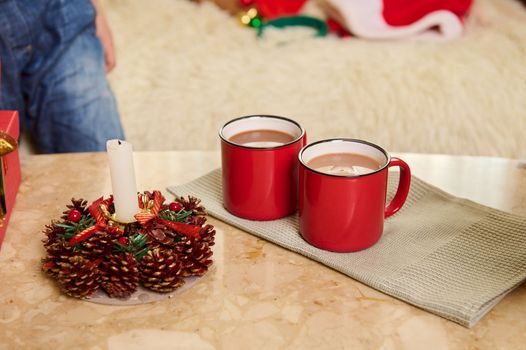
[257,15,328,38]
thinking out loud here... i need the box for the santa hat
[321,0,473,41]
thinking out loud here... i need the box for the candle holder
[41,191,215,301]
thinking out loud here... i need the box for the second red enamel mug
[298,139,411,252]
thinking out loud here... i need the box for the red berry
[169,202,182,212]
[118,237,128,246]
[67,209,82,223]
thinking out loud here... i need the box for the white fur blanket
[104,0,526,158]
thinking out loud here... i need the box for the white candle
[106,139,139,222]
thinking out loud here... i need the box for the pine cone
[139,248,184,293]
[56,256,100,299]
[42,222,66,248]
[100,252,140,299]
[174,236,214,277]
[186,215,207,226]
[42,240,75,279]
[80,230,116,260]
[178,196,206,217]
[61,198,89,220]
[199,224,216,247]
[137,221,182,249]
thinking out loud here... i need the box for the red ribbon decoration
[68,225,99,246]
[156,218,201,239]
[69,196,123,245]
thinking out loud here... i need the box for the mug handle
[384,157,411,218]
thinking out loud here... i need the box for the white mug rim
[219,115,305,150]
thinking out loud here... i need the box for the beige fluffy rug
[104,0,526,158]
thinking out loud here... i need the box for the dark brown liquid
[229,129,296,147]
[306,153,383,176]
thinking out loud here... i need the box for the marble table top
[0,151,525,349]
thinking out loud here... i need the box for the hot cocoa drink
[229,129,296,147]
[307,152,383,176]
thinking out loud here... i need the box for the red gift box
[0,111,21,248]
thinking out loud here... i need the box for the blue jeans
[0,0,125,153]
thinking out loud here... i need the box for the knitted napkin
[167,169,526,327]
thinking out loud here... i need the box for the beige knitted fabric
[167,169,526,327]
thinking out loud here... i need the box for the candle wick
[118,140,122,145]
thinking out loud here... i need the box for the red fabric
[0,111,21,248]
[327,18,352,37]
[382,0,472,26]
[254,0,307,19]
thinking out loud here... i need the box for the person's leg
[0,1,35,130]
[29,26,125,153]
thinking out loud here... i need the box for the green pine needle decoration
[55,215,96,240]
[114,233,150,262]
[158,208,192,222]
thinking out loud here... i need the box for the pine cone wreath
[56,256,101,299]
[100,252,140,299]
[42,193,215,300]
[140,248,184,293]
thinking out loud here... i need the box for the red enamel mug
[220,115,307,220]
[298,139,411,252]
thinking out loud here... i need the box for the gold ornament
[100,204,129,230]
[237,8,260,27]
[246,8,258,19]
[0,132,17,156]
[139,193,155,212]
[237,12,251,26]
